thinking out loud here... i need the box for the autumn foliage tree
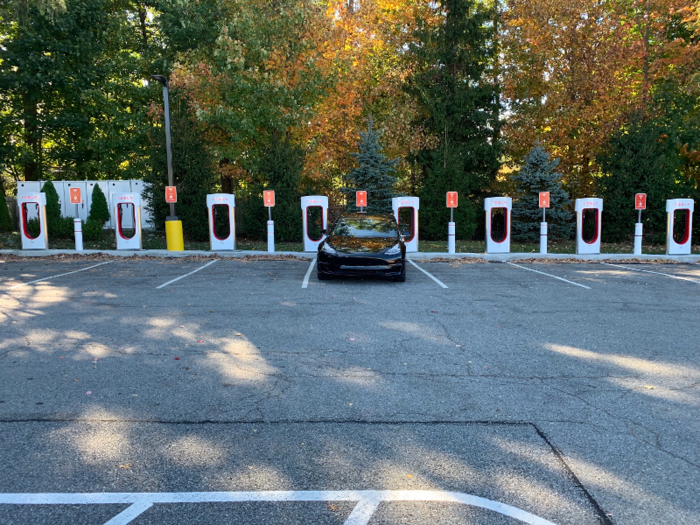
[501,0,700,198]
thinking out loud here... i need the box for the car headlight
[385,244,401,256]
[321,242,337,255]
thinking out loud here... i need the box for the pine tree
[408,0,501,240]
[41,180,73,238]
[341,115,399,214]
[88,184,110,225]
[511,145,573,242]
[83,184,110,242]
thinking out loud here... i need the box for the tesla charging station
[206,193,236,251]
[666,199,694,255]
[575,198,603,254]
[18,191,49,250]
[392,197,419,252]
[301,195,328,252]
[111,193,142,250]
[484,197,512,254]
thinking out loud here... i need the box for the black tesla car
[317,213,406,281]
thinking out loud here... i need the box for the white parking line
[155,260,218,289]
[0,490,556,525]
[602,262,700,284]
[507,263,591,289]
[6,261,114,290]
[104,502,153,525]
[302,258,316,288]
[407,260,448,288]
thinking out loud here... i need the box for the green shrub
[0,197,12,232]
[26,218,41,238]
[83,217,104,241]
[88,184,110,226]
[40,180,74,239]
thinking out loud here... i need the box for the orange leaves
[501,0,699,194]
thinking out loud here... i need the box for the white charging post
[69,187,83,251]
[575,198,603,255]
[111,192,142,250]
[446,192,457,254]
[206,193,236,251]
[264,190,275,253]
[301,195,328,252]
[666,199,694,255]
[18,191,49,250]
[634,193,646,255]
[538,192,550,254]
[484,197,512,254]
[392,196,420,252]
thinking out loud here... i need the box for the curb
[1,249,699,263]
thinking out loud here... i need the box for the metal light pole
[151,75,184,251]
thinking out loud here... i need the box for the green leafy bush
[26,218,41,238]
[0,197,12,232]
[83,218,104,242]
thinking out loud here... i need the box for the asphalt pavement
[0,257,698,524]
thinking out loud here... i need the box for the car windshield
[332,216,397,238]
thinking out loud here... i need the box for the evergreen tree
[598,109,694,243]
[408,0,501,240]
[341,115,398,214]
[40,180,72,238]
[511,145,573,242]
[83,184,110,242]
[88,184,110,226]
[243,137,304,242]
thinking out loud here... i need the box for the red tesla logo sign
[264,190,275,207]
[446,192,458,208]
[356,191,367,207]
[165,186,177,203]
[635,193,647,210]
[539,192,550,208]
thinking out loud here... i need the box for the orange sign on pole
[356,191,367,208]
[69,187,82,204]
[264,190,275,207]
[446,192,458,208]
[165,186,177,203]
[635,193,647,210]
[539,192,550,208]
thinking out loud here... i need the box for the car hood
[327,236,398,253]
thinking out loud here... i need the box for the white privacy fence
[15,180,154,229]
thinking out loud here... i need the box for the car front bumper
[317,251,405,277]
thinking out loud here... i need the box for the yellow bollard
[165,219,184,251]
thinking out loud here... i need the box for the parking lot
[1,256,699,524]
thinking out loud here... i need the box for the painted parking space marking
[4,261,114,290]
[408,260,448,288]
[302,257,316,288]
[155,260,218,289]
[601,262,700,285]
[507,263,591,289]
[0,490,556,525]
